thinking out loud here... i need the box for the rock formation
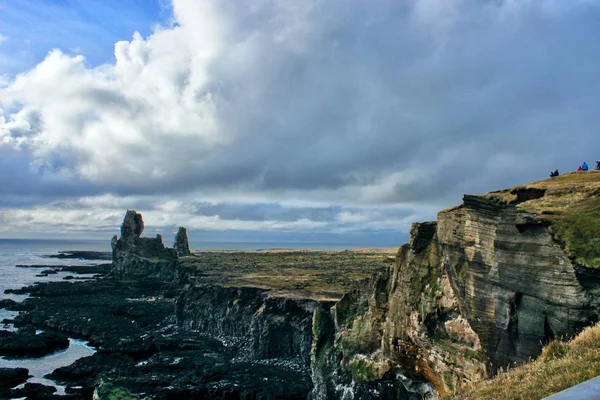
[310,175,600,399]
[110,210,179,280]
[173,227,191,256]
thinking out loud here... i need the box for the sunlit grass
[449,323,600,400]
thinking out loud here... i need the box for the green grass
[449,323,600,400]
[550,197,600,268]
[95,380,139,400]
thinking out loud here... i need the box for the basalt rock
[174,226,191,256]
[110,210,179,281]
[0,327,69,357]
[0,367,29,390]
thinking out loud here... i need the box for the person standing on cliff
[596,161,600,170]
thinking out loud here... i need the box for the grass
[95,379,139,400]
[178,250,394,301]
[449,323,600,400]
[549,196,600,268]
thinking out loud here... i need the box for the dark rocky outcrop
[8,383,57,398]
[0,367,29,390]
[110,210,179,280]
[43,251,112,260]
[173,226,191,256]
[0,326,69,357]
[177,285,332,368]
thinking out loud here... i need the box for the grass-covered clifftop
[450,323,600,400]
[178,249,395,301]
[486,170,600,268]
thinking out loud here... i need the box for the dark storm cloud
[0,149,99,206]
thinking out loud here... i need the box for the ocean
[0,239,107,393]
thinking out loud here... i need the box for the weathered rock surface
[177,285,333,367]
[11,278,314,399]
[110,210,179,280]
[311,177,600,399]
[0,326,69,357]
[7,382,57,399]
[0,367,29,390]
[173,226,191,256]
[437,195,597,371]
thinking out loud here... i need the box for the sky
[0,0,599,245]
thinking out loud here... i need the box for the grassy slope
[449,323,600,400]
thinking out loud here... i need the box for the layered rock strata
[311,190,600,399]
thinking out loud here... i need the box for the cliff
[108,171,600,399]
[311,171,600,399]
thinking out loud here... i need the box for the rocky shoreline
[1,266,315,399]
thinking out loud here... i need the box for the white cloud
[1,0,600,237]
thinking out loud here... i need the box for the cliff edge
[311,171,600,399]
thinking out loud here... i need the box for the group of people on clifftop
[550,161,600,178]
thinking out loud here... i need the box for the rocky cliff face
[177,285,334,368]
[437,195,596,371]
[311,184,600,399]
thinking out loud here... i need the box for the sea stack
[110,210,177,279]
[173,227,191,256]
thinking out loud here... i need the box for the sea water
[0,239,106,394]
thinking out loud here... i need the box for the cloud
[1,0,600,237]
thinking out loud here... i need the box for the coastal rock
[0,299,18,310]
[44,251,112,260]
[0,327,69,357]
[173,226,191,256]
[177,285,329,367]
[10,382,57,398]
[437,195,596,370]
[110,210,179,280]
[0,367,29,389]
